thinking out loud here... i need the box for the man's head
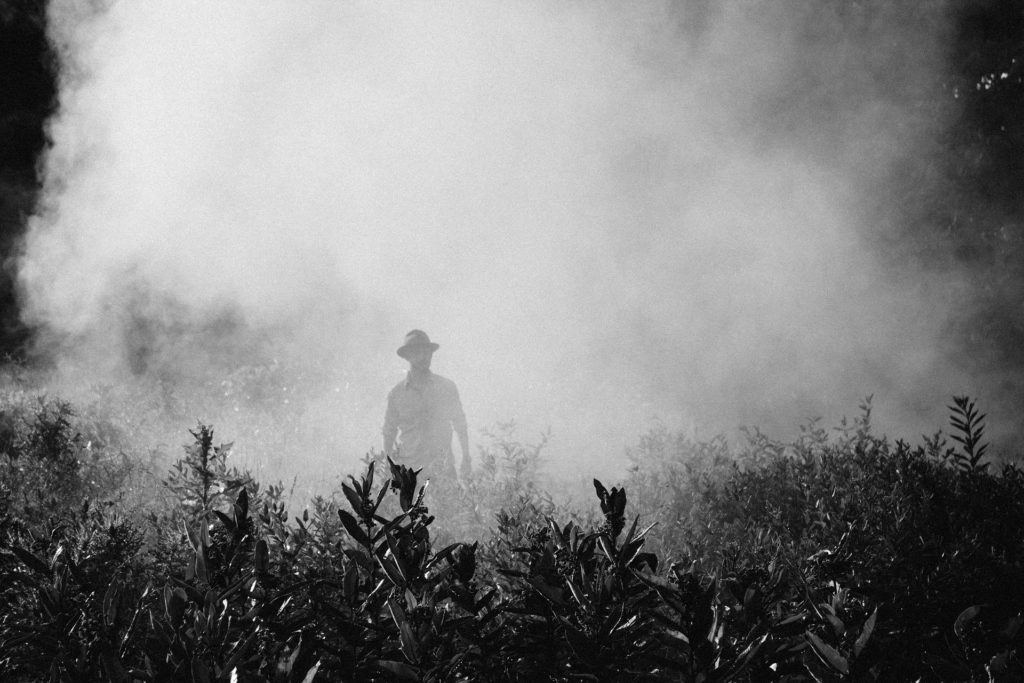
[397,329,439,371]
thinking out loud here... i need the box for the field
[1,382,1022,682]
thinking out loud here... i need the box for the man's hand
[458,454,472,489]
[456,429,471,489]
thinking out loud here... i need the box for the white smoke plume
[19,1,973,487]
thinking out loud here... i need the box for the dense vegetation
[0,391,1021,681]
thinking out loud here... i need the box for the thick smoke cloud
[19,1,971,484]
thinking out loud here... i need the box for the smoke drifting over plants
[17,1,989,481]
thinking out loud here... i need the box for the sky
[17,0,981,487]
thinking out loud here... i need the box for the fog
[17,1,976,487]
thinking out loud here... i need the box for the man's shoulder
[430,373,459,392]
[387,378,407,398]
[388,372,458,397]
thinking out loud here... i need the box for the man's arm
[383,431,397,457]
[449,385,470,479]
[456,423,470,478]
[383,392,398,457]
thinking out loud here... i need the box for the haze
[17,1,975,487]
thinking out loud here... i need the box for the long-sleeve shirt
[383,371,467,474]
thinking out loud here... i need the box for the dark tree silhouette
[0,0,54,356]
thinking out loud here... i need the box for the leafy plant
[2,395,1023,682]
[947,395,990,473]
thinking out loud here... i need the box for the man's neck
[407,367,432,384]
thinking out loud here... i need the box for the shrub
[2,395,1023,681]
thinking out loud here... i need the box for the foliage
[163,423,256,523]
[625,396,1024,681]
[946,394,989,473]
[0,396,142,534]
[1,395,1023,681]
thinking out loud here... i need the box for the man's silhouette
[383,330,470,483]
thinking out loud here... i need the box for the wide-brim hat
[397,329,440,358]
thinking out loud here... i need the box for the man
[383,330,470,484]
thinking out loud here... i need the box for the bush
[624,397,1024,680]
[1,394,1023,681]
